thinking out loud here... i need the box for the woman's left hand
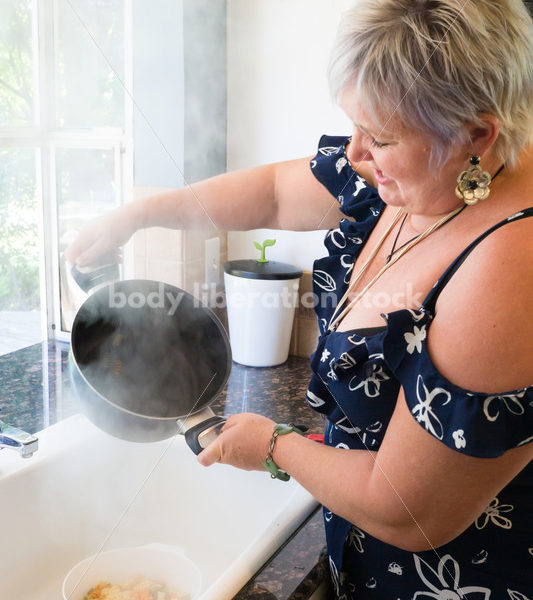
[197,413,275,471]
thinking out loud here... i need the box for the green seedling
[254,239,276,263]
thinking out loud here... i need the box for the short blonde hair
[328,0,533,167]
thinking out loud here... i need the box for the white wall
[133,0,184,188]
[226,0,354,269]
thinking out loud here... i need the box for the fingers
[63,239,84,265]
[196,413,275,472]
[221,414,238,432]
[64,207,134,267]
[196,418,235,466]
[197,441,221,467]
[77,244,105,267]
[64,231,99,266]
[68,241,123,268]
[64,211,122,266]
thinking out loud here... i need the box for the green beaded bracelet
[263,423,306,481]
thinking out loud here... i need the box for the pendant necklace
[327,164,506,333]
[327,205,464,332]
[385,207,465,263]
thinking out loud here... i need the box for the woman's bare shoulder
[426,213,533,394]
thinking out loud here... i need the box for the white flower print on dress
[346,525,365,553]
[471,549,488,565]
[336,156,347,173]
[347,235,364,245]
[508,590,532,600]
[518,435,533,446]
[407,308,427,322]
[353,175,367,197]
[388,562,403,575]
[320,349,331,363]
[334,415,362,435]
[413,554,491,599]
[359,432,379,448]
[411,375,451,440]
[475,497,514,530]
[365,577,377,588]
[483,390,526,422]
[452,429,466,449]
[340,254,354,284]
[326,228,347,249]
[336,351,357,370]
[335,442,350,449]
[327,358,338,381]
[348,363,390,397]
[305,389,326,408]
[314,270,337,292]
[318,145,341,156]
[405,324,427,354]
[329,556,340,596]
[366,420,382,433]
[347,334,367,346]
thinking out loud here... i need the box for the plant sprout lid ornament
[223,239,303,280]
[254,238,277,263]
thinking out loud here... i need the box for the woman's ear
[467,113,500,157]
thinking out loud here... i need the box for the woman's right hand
[64,206,138,267]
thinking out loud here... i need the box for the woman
[66,0,533,596]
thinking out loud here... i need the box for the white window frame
[0,0,133,344]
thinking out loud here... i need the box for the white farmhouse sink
[0,415,318,600]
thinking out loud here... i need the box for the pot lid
[224,259,303,280]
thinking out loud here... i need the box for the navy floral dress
[307,135,533,599]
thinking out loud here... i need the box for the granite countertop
[0,341,331,599]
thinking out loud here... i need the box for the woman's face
[340,93,468,217]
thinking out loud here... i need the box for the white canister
[224,259,303,367]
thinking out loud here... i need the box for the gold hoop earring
[455,156,492,205]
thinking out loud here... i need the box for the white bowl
[62,544,202,600]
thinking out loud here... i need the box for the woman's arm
[198,217,533,551]
[198,397,531,552]
[65,156,343,266]
[137,158,347,232]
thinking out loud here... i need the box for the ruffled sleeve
[306,371,338,416]
[310,135,385,335]
[310,134,383,221]
[382,309,533,458]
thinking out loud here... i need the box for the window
[0,0,131,353]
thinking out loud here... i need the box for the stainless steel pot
[69,279,232,454]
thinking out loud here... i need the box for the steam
[71,281,230,438]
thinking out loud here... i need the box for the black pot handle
[184,416,227,455]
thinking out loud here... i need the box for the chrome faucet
[0,420,38,458]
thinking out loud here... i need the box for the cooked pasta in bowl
[83,575,186,599]
[62,545,202,600]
